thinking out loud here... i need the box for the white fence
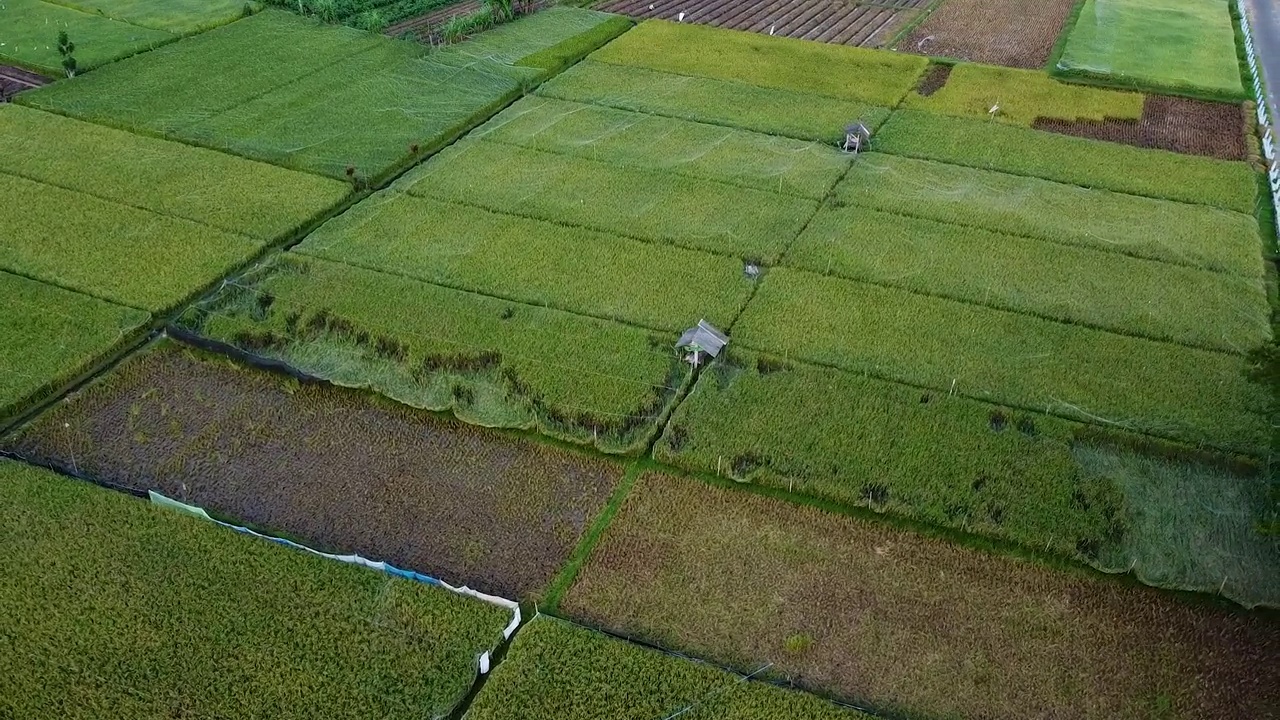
[1238,0,1280,233]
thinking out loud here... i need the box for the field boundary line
[883,0,946,48]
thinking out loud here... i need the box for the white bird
[648,3,653,8]
[677,11,685,22]
[769,24,775,35]
[988,102,1000,117]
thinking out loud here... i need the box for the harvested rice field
[897,0,1079,67]
[7,341,624,599]
[561,472,1280,720]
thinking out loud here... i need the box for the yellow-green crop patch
[903,63,1144,125]
[0,271,149,421]
[837,153,1263,278]
[0,104,349,240]
[734,268,1269,454]
[0,173,262,313]
[0,459,511,720]
[591,19,927,106]
[475,96,851,199]
[787,206,1269,353]
[538,60,889,144]
[874,109,1258,213]
[179,255,689,454]
[397,140,817,263]
[296,192,753,332]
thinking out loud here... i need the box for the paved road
[1244,0,1280,125]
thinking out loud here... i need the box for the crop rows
[538,60,888,144]
[787,204,1269,352]
[465,616,874,719]
[474,95,851,199]
[896,0,1079,68]
[8,341,625,598]
[595,0,913,48]
[562,472,1280,719]
[296,192,754,332]
[874,109,1258,213]
[1031,94,1248,160]
[0,271,149,422]
[591,19,927,106]
[179,255,688,454]
[397,139,818,262]
[838,153,1263,278]
[0,458,511,720]
[733,267,1270,454]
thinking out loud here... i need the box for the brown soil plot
[0,65,48,101]
[897,0,1078,68]
[563,473,1280,720]
[7,341,624,600]
[1033,95,1249,160]
[595,0,923,47]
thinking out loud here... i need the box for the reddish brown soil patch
[914,62,951,96]
[0,65,49,102]
[1033,95,1248,160]
[6,341,623,600]
[595,0,925,47]
[897,0,1077,69]
[564,472,1280,719]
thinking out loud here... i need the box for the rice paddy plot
[787,205,1270,353]
[9,341,625,599]
[0,104,350,240]
[178,255,688,454]
[474,95,851,199]
[0,0,174,74]
[896,0,1079,68]
[1056,0,1246,99]
[561,472,1280,719]
[0,271,149,422]
[296,192,753,331]
[837,153,1264,278]
[538,60,888,145]
[0,173,262,313]
[464,616,875,720]
[0,459,512,720]
[590,19,928,106]
[53,0,251,33]
[397,140,817,263]
[733,267,1270,454]
[430,6,627,72]
[874,109,1258,213]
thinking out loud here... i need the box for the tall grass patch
[733,268,1270,454]
[787,205,1269,353]
[178,255,688,454]
[397,140,817,262]
[590,19,928,106]
[0,459,511,720]
[875,109,1258,213]
[837,153,1264,278]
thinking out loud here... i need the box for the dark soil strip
[914,62,951,96]
[5,340,625,600]
[1033,95,1248,160]
[594,0,916,47]
[0,65,50,101]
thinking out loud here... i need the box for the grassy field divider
[542,462,644,611]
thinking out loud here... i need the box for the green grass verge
[561,471,1279,718]
[296,192,753,332]
[0,0,174,74]
[515,13,633,76]
[396,139,817,263]
[0,104,349,240]
[475,95,851,199]
[837,153,1264,278]
[538,60,890,145]
[541,463,643,611]
[875,109,1257,213]
[786,204,1269,353]
[1054,0,1245,100]
[901,62,1144,125]
[734,267,1270,454]
[177,254,689,454]
[0,173,262,313]
[0,458,511,719]
[465,616,874,719]
[590,19,928,106]
[0,271,149,422]
[49,0,251,32]
[19,10,523,182]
